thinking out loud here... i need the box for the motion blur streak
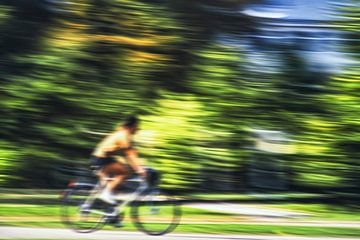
[0,0,358,195]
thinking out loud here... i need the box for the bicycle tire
[60,184,107,233]
[131,189,181,235]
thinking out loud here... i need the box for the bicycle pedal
[105,215,123,226]
[80,208,91,214]
[80,204,91,214]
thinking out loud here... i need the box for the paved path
[1,227,359,240]
[184,203,360,228]
[186,203,311,218]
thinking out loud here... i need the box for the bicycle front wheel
[131,189,181,235]
[60,185,108,233]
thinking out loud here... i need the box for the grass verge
[1,190,360,237]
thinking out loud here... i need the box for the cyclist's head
[123,115,140,133]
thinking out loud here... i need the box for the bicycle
[60,168,181,236]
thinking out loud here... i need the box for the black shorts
[90,156,116,170]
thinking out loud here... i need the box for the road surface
[186,203,311,218]
[0,227,359,240]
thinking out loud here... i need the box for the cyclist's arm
[125,148,146,176]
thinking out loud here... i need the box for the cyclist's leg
[96,170,107,186]
[100,162,130,225]
[90,156,108,186]
[102,162,130,192]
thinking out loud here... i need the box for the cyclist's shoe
[111,217,124,228]
[105,214,124,228]
[99,190,116,205]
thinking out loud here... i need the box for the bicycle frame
[112,177,148,216]
[77,176,149,218]
[61,169,181,236]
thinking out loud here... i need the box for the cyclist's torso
[92,129,132,158]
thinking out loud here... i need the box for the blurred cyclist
[90,115,146,204]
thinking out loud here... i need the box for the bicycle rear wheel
[60,185,108,233]
[131,189,181,235]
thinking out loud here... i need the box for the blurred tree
[0,1,58,186]
[187,43,253,190]
[0,0,358,194]
[140,93,209,190]
[273,49,348,191]
[324,2,360,191]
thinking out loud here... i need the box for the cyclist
[90,115,146,205]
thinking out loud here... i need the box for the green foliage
[0,0,358,192]
[0,142,21,185]
[140,93,208,189]
[0,5,12,24]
